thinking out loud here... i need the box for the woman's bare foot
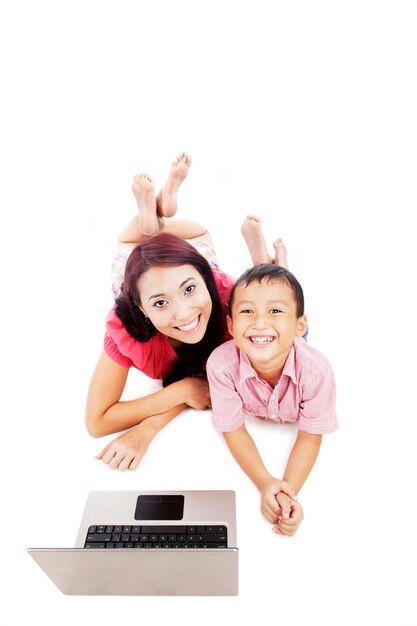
[131,173,160,237]
[273,238,289,269]
[156,152,192,217]
[241,215,273,265]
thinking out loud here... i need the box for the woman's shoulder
[212,269,235,303]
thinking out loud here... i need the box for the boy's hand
[273,494,304,536]
[260,477,297,524]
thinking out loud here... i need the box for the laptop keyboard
[84,525,228,549]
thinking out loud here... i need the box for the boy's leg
[241,215,274,265]
[241,215,289,269]
[273,238,289,269]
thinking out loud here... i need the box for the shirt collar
[238,342,298,386]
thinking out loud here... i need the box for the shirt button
[271,395,276,400]
[271,414,276,419]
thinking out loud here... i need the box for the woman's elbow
[85,410,106,438]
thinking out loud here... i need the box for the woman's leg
[117,152,214,250]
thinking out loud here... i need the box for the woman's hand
[180,377,212,410]
[95,421,157,471]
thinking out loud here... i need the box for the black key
[140,534,149,542]
[168,535,177,542]
[150,534,158,542]
[153,543,162,548]
[187,535,196,542]
[211,543,227,548]
[197,526,206,533]
[131,534,139,543]
[115,542,125,549]
[97,526,106,534]
[159,535,168,542]
[106,526,114,533]
[177,535,186,542]
[112,534,121,543]
[106,542,115,549]
[141,526,187,534]
[163,543,171,548]
[114,526,123,534]
[206,534,223,543]
[187,543,199,549]
[87,533,112,543]
[121,534,130,542]
[143,543,152,549]
[88,526,97,534]
[197,535,205,542]
[187,526,196,534]
[125,542,134,549]
[123,526,132,533]
[133,526,141,534]
[85,543,105,548]
[134,543,143,548]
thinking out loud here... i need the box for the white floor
[2,2,417,624]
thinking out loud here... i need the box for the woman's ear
[296,314,308,337]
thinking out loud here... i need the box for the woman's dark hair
[228,263,305,318]
[115,233,225,386]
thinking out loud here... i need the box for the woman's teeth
[176,316,200,332]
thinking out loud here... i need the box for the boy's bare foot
[131,173,159,236]
[156,152,192,217]
[273,238,289,269]
[241,215,273,265]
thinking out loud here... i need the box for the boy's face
[227,279,307,372]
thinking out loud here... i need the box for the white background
[1,1,416,624]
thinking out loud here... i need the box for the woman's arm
[85,351,211,437]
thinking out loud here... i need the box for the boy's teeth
[177,316,199,332]
[249,336,274,344]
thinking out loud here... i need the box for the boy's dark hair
[228,263,305,318]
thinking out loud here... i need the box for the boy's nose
[252,313,269,329]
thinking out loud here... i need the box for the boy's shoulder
[207,339,240,371]
[292,337,334,378]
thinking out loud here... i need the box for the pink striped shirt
[206,337,338,435]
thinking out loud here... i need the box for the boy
[206,260,337,536]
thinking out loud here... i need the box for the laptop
[28,490,238,596]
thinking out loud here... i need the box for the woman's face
[137,264,213,344]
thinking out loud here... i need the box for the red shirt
[103,269,235,379]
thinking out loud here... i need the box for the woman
[86,153,287,470]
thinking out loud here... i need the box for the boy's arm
[283,430,323,493]
[223,425,297,522]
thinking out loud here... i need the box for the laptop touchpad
[134,495,185,520]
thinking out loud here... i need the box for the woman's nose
[173,301,192,322]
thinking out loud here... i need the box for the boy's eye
[240,309,253,314]
[154,299,168,308]
[270,308,283,314]
[184,284,195,295]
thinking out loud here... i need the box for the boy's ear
[226,314,234,336]
[296,314,308,337]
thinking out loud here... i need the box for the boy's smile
[227,279,307,380]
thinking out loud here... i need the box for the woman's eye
[240,309,253,314]
[184,284,195,294]
[154,299,168,308]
